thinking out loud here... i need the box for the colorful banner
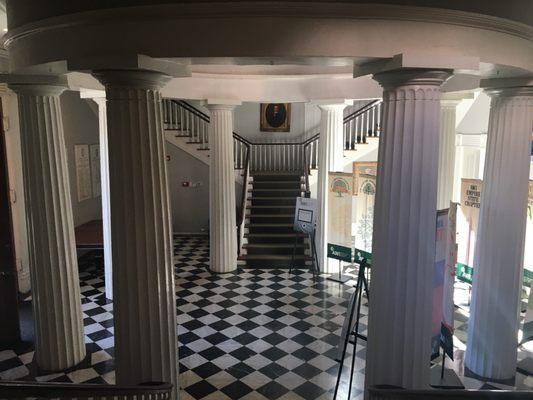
[432,204,457,359]
[441,203,457,359]
[327,172,353,261]
[352,162,377,253]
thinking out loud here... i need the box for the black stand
[333,260,368,400]
[430,345,464,389]
[289,228,319,281]
[327,259,351,284]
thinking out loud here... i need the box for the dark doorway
[0,100,21,346]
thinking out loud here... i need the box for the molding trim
[3,2,533,49]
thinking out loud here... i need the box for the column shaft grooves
[208,105,237,273]
[15,87,86,371]
[100,77,177,394]
[466,93,533,380]
[366,70,450,389]
[316,104,346,273]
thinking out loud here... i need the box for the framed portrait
[260,103,291,132]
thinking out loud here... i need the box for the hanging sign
[441,203,457,359]
[327,243,352,262]
[457,178,482,269]
[352,162,377,253]
[294,197,317,234]
[327,172,353,261]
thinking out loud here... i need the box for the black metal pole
[333,262,364,399]
[347,261,366,399]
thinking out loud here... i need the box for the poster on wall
[90,144,101,198]
[327,172,353,262]
[75,144,92,202]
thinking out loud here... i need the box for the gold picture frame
[260,103,291,132]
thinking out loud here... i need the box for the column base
[464,366,516,387]
[30,349,91,375]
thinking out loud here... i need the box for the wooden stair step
[251,197,297,200]
[249,189,303,192]
[245,223,293,228]
[238,254,312,261]
[246,205,295,209]
[246,214,294,218]
[244,233,306,238]
[243,243,305,249]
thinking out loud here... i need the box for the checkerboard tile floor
[0,235,532,399]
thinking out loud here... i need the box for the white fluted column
[91,96,113,300]
[437,100,459,209]
[10,81,86,371]
[316,102,347,273]
[207,102,239,273]
[465,84,533,381]
[94,70,177,395]
[365,69,452,389]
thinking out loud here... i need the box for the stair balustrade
[162,98,382,174]
[344,99,383,149]
[368,387,533,400]
[0,380,172,400]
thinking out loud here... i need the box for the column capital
[1,74,68,96]
[204,99,241,111]
[481,77,533,98]
[373,68,452,90]
[312,99,352,111]
[93,69,170,90]
[441,92,474,108]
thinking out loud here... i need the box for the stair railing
[0,380,172,399]
[163,98,381,176]
[344,99,383,149]
[368,386,533,400]
[163,99,249,169]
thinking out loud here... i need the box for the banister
[0,380,172,399]
[344,99,382,123]
[368,387,533,400]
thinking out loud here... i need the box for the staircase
[162,98,384,268]
[239,172,313,268]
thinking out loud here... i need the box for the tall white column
[94,70,177,395]
[466,84,533,381]
[93,96,113,300]
[207,102,238,273]
[10,81,86,371]
[365,69,451,389]
[437,100,459,209]
[316,103,347,273]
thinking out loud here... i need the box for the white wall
[61,91,102,227]
[166,144,210,234]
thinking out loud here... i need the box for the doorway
[0,100,21,347]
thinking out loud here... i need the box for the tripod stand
[333,259,369,400]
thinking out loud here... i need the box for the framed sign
[260,103,291,132]
[293,197,317,234]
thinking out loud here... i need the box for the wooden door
[0,100,20,345]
